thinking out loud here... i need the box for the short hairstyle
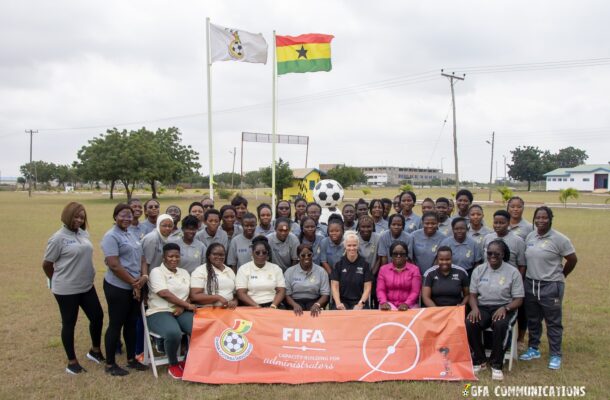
[219,204,236,218]
[251,235,272,261]
[436,245,453,256]
[456,189,473,203]
[242,212,257,222]
[127,198,141,206]
[276,200,292,217]
[369,199,383,213]
[422,197,435,205]
[422,211,439,222]
[451,217,468,228]
[294,197,307,207]
[507,196,525,209]
[389,240,409,256]
[188,201,204,213]
[113,203,132,219]
[306,202,322,212]
[165,204,181,214]
[162,242,180,254]
[342,203,355,211]
[435,197,450,206]
[344,231,360,246]
[204,208,221,221]
[231,195,248,207]
[493,210,511,221]
[297,243,313,256]
[275,217,291,229]
[256,203,272,217]
[381,198,392,206]
[533,206,554,228]
[356,198,369,208]
[487,239,511,262]
[357,215,375,232]
[388,213,405,228]
[327,215,345,230]
[400,190,417,203]
[61,202,87,230]
[468,204,484,213]
[181,215,199,230]
[143,199,160,209]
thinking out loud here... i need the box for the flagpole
[271,30,277,217]
[206,17,215,200]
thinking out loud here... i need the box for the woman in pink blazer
[377,240,421,311]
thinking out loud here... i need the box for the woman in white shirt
[146,243,196,380]
[235,236,286,308]
[190,243,237,308]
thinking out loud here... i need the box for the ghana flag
[276,34,334,75]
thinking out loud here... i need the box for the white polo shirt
[146,264,190,316]
[191,264,236,305]
[235,261,285,305]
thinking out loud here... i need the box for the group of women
[43,190,577,382]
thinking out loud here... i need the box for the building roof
[292,168,322,179]
[544,164,610,177]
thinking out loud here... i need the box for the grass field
[1,189,608,399]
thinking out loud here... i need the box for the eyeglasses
[147,205,160,209]
[254,250,268,256]
[391,252,407,257]
[203,204,214,209]
[210,252,225,257]
[300,253,313,258]
[486,251,502,257]
[278,206,290,210]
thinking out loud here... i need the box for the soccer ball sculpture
[313,179,344,208]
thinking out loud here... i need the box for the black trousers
[53,286,104,360]
[103,280,140,365]
[288,298,318,311]
[525,278,564,356]
[465,304,517,370]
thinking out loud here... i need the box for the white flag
[209,23,268,64]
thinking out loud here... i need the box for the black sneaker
[105,364,129,376]
[86,350,105,364]
[66,363,87,375]
[126,359,148,371]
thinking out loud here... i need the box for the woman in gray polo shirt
[284,244,330,316]
[101,203,148,376]
[466,240,524,381]
[43,202,104,374]
[520,206,577,371]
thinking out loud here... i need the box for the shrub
[399,184,413,192]
[218,188,234,200]
[497,187,513,205]
[176,185,185,193]
[362,187,372,195]
[559,188,579,208]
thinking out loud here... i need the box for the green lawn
[0,189,608,399]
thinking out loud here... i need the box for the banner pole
[271,31,278,216]
[206,17,214,200]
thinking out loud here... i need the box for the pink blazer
[376,262,421,309]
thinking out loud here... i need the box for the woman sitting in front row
[330,233,372,310]
[422,246,469,307]
[190,243,237,309]
[465,239,524,382]
[376,240,421,311]
[284,244,330,316]
[146,243,196,380]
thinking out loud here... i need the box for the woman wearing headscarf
[42,202,104,374]
[141,214,175,271]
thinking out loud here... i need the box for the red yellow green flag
[276,33,334,75]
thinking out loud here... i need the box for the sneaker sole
[65,368,78,375]
[519,354,541,361]
[86,353,103,364]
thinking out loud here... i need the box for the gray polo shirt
[438,217,453,237]
[221,224,243,250]
[320,237,345,268]
[284,263,330,300]
[358,232,380,270]
[44,226,95,295]
[509,219,534,241]
[128,223,147,241]
[267,232,299,271]
[195,227,229,250]
[374,218,389,234]
[483,231,526,268]
[141,230,165,270]
[468,225,493,255]
[402,213,422,234]
[316,223,328,237]
[227,234,253,269]
[302,233,324,265]
[470,261,525,306]
[525,229,575,282]
[440,236,482,271]
[140,220,156,236]
[272,220,301,237]
[170,237,206,274]
[101,225,142,290]
[409,229,447,275]
[254,225,274,237]
[377,230,412,258]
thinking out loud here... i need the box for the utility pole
[486,132,495,201]
[25,129,37,198]
[230,147,237,188]
[441,70,465,193]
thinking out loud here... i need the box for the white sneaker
[491,368,504,381]
[473,363,487,374]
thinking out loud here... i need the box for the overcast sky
[1,0,609,182]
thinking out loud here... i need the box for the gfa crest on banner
[215,319,253,361]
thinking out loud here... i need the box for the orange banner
[182,306,476,384]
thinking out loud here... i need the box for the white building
[544,164,610,192]
[365,172,388,186]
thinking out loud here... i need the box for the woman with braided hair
[190,243,237,308]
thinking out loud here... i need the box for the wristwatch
[504,305,511,312]
[313,302,321,308]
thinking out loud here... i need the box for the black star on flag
[296,45,308,59]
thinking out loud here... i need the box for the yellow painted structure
[282,168,323,202]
